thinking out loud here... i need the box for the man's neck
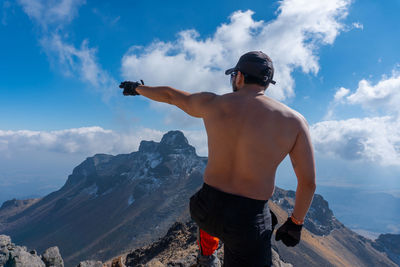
[238,85,265,96]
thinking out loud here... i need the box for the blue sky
[1,0,400,232]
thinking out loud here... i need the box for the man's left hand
[275,217,303,247]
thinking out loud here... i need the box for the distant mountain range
[316,186,400,237]
[0,130,398,267]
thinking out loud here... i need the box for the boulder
[42,246,64,267]
[271,248,292,267]
[0,235,12,266]
[0,248,9,266]
[8,246,45,267]
[77,260,103,267]
[0,235,11,248]
[111,256,126,267]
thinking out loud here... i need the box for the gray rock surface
[0,236,11,248]
[0,248,9,266]
[372,234,400,266]
[272,249,292,267]
[0,235,11,266]
[0,235,72,267]
[42,246,64,267]
[77,260,103,267]
[8,246,45,267]
[271,187,344,236]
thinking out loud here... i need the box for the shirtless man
[119,51,316,267]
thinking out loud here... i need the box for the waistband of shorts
[201,182,268,209]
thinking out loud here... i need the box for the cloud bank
[312,72,400,166]
[122,0,351,101]
[346,72,400,114]
[18,0,85,29]
[0,127,208,157]
[121,0,352,127]
[311,116,400,166]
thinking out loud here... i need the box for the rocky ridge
[0,221,292,267]
[271,187,343,236]
[372,234,400,266]
[122,220,292,267]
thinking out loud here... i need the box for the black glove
[119,80,144,96]
[275,217,303,247]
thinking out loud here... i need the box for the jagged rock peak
[139,130,197,156]
[138,140,158,153]
[160,130,189,147]
[159,130,196,156]
[271,187,343,236]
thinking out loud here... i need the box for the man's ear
[236,71,245,88]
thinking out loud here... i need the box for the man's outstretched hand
[119,80,144,96]
[275,217,303,247]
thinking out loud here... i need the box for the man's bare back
[203,90,302,200]
[122,51,316,257]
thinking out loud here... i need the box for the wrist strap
[290,214,304,225]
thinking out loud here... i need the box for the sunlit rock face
[0,130,207,266]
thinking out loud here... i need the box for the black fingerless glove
[275,217,303,247]
[119,80,144,96]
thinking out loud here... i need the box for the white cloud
[323,86,351,120]
[0,127,209,158]
[311,116,400,166]
[0,127,164,156]
[346,72,400,114]
[351,22,363,30]
[314,71,400,166]
[41,34,117,101]
[320,71,400,166]
[325,71,400,119]
[122,0,351,126]
[334,87,350,102]
[18,0,115,101]
[17,0,85,29]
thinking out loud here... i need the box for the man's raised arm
[128,84,218,118]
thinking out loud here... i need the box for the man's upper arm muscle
[289,117,316,186]
[169,89,218,118]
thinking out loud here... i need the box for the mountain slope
[0,130,397,267]
[107,195,396,267]
[109,188,400,267]
[0,131,207,266]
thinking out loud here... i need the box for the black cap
[225,51,276,85]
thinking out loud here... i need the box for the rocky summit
[0,234,63,267]
[372,233,400,266]
[0,130,399,267]
[271,187,344,236]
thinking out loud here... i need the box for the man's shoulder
[265,97,307,129]
[212,92,236,110]
[265,97,303,117]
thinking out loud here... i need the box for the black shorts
[189,182,277,267]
